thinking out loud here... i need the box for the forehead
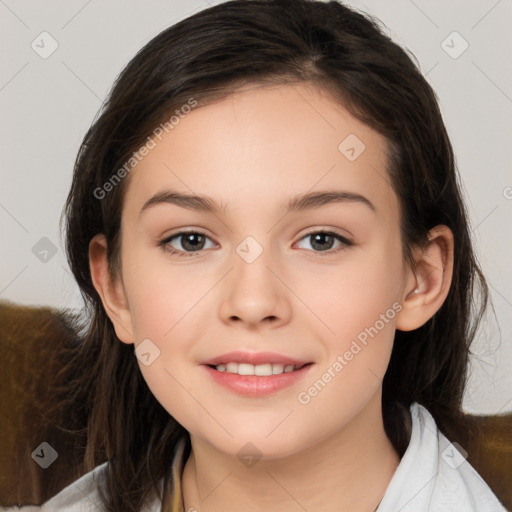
[124,82,397,221]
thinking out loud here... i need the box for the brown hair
[57,1,489,510]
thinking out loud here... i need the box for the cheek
[291,254,403,440]
[121,255,211,429]
[120,242,208,340]
[299,239,404,345]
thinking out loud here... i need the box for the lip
[201,350,311,366]
[203,363,314,397]
[201,351,314,398]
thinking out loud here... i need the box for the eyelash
[159,229,353,258]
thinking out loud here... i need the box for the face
[110,82,411,459]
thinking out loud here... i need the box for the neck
[181,393,400,512]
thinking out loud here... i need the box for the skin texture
[89,82,454,512]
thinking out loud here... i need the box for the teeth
[226,362,238,373]
[238,363,255,376]
[256,364,273,376]
[214,362,301,375]
[272,363,284,374]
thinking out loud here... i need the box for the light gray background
[1,0,511,414]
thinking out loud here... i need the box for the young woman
[5,0,507,511]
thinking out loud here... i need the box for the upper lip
[201,351,311,367]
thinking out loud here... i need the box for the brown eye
[177,232,206,251]
[296,230,352,253]
[160,230,215,257]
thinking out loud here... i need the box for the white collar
[377,403,506,511]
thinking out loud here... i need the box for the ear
[89,234,134,344]
[395,225,454,331]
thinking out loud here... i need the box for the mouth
[200,351,314,396]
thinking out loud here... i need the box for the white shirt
[2,403,507,511]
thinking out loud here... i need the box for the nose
[218,244,292,330]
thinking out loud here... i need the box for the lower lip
[202,364,314,397]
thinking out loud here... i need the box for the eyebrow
[140,188,376,216]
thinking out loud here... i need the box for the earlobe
[395,225,454,332]
[89,234,134,344]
